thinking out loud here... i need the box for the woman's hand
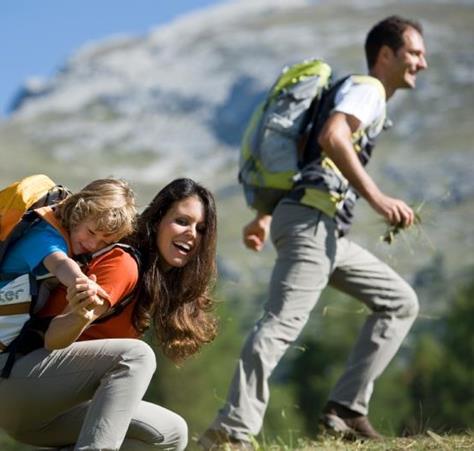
[45,275,111,350]
[66,275,109,321]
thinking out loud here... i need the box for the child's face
[70,219,119,255]
[156,196,205,270]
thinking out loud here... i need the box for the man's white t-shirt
[332,76,386,139]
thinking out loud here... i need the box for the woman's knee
[121,339,157,377]
[129,404,188,450]
[171,415,188,451]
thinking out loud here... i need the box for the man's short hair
[365,15,423,69]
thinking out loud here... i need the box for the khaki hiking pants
[0,338,187,450]
[211,200,419,441]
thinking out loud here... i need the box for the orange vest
[34,205,73,254]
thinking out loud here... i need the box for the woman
[0,178,218,450]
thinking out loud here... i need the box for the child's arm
[45,275,109,350]
[42,252,112,349]
[43,251,110,301]
[44,248,138,350]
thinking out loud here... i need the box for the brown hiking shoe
[320,401,383,440]
[198,428,254,450]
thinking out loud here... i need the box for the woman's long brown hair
[129,178,217,362]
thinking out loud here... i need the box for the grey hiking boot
[319,401,383,440]
[198,428,254,450]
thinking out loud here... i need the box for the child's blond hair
[57,178,136,240]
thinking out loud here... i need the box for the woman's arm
[44,276,110,349]
[43,251,110,300]
[43,248,139,349]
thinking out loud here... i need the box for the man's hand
[369,192,415,227]
[242,213,272,252]
[318,112,415,229]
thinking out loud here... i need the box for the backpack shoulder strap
[34,206,72,252]
[74,243,141,324]
[351,74,386,100]
[300,75,352,167]
[74,243,140,268]
[94,244,141,324]
[0,210,42,266]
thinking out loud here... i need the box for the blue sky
[0,0,226,116]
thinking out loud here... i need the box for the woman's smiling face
[156,195,206,269]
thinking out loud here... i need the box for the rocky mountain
[1,0,473,299]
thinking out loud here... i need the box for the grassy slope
[186,431,474,450]
[292,433,473,450]
[2,429,473,450]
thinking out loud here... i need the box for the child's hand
[87,274,111,302]
[67,275,110,304]
[66,275,110,321]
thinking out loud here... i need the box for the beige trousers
[0,339,187,450]
[211,200,419,441]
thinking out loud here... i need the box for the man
[200,15,428,449]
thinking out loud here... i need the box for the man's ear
[378,45,395,64]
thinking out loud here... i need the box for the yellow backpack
[0,174,71,259]
[0,175,71,378]
[0,175,139,379]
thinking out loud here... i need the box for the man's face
[390,27,428,89]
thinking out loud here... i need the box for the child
[0,178,137,351]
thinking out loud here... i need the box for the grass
[0,432,34,451]
[380,202,426,245]
[251,431,474,450]
[3,434,474,451]
[184,430,474,450]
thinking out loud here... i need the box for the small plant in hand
[381,202,424,245]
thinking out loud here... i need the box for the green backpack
[239,59,332,214]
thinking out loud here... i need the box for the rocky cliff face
[1,0,473,290]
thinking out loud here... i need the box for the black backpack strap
[94,244,141,324]
[1,345,18,378]
[0,271,50,379]
[29,184,71,211]
[0,315,53,378]
[0,211,42,264]
[73,242,139,266]
[297,85,330,165]
[74,243,141,324]
[300,75,351,168]
[93,289,136,324]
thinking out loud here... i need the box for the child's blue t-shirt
[0,220,68,279]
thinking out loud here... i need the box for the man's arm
[242,211,272,252]
[318,112,414,227]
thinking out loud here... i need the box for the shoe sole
[197,431,254,450]
[198,434,221,450]
[319,414,359,441]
